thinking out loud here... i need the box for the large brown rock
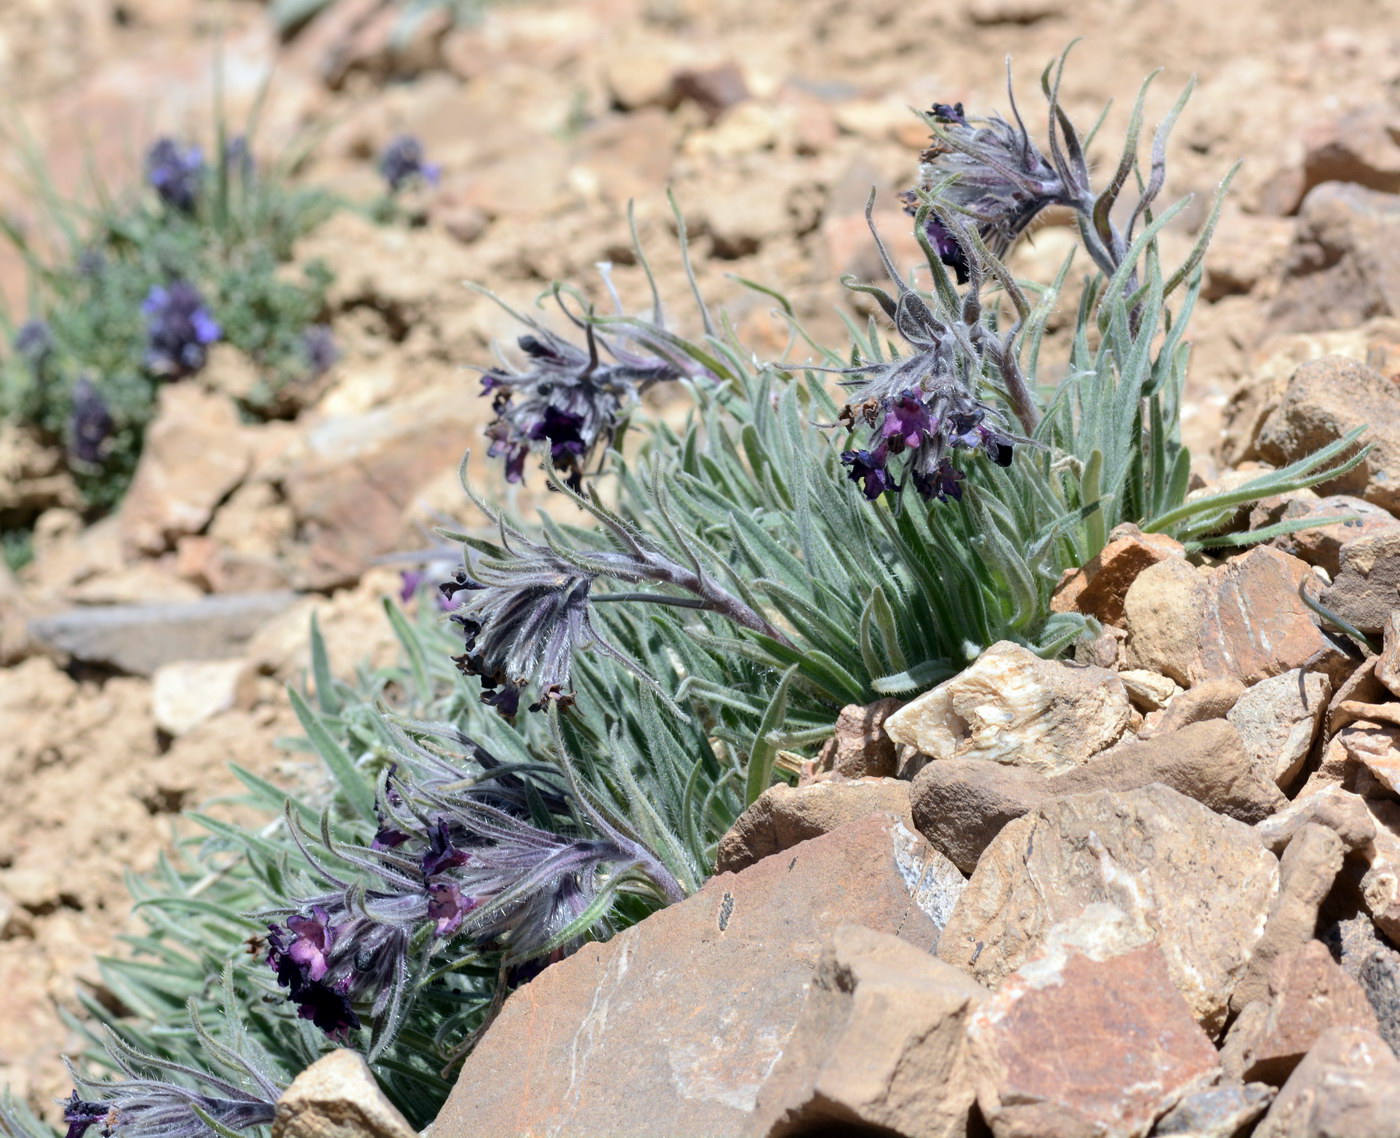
[911,720,1285,873]
[432,814,964,1138]
[1050,528,1184,627]
[1121,558,1212,685]
[968,909,1220,1138]
[938,785,1279,1035]
[1255,354,1400,516]
[1251,493,1400,577]
[748,925,987,1138]
[1268,183,1400,337]
[1320,530,1400,637]
[814,698,902,778]
[715,778,915,873]
[1251,1027,1400,1138]
[1352,797,1400,941]
[1222,941,1380,1086]
[883,641,1130,775]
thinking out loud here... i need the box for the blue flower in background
[69,377,113,465]
[145,138,205,213]
[142,281,221,377]
[378,135,440,193]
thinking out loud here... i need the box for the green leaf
[745,664,798,806]
[287,685,377,819]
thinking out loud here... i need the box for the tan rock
[1251,1027,1400,1138]
[1222,941,1380,1086]
[151,658,259,737]
[1353,797,1400,942]
[814,698,902,778]
[715,778,917,874]
[1255,786,1377,855]
[1231,824,1345,1014]
[1325,915,1400,1057]
[1139,677,1246,737]
[1122,558,1212,684]
[1341,726,1400,794]
[1320,530,1400,636]
[939,785,1279,1035]
[1050,529,1184,627]
[1227,669,1331,790]
[968,908,1220,1138]
[749,925,987,1138]
[117,385,254,556]
[273,1049,416,1138]
[883,641,1130,776]
[1377,611,1400,699]
[1117,669,1180,713]
[1251,493,1400,577]
[912,719,1284,873]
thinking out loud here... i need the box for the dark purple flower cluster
[69,377,113,465]
[145,138,205,213]
[14,319,54,369]
[302,323,339,374]
[142,282,221,377]
[265,909,361,1042]
[378,134,440,193]
[899,100,1069,283]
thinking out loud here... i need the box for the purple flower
[285,907,336,981]
[69,377,113,465]
[61,1093,109,1138]
[142,281,220,377]
[880,390,933,452]
[427,880,478,937]
[302,324,338,374]
[378,135,440,193]
[266,918,362,1042]
[145,138,204,213]
[946,409,1016,467]
[914,457,966,503]
[14,319,53,368]
[421,817,472,877]
[840,447,894,500]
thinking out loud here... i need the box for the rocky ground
[5,0,1400,1134]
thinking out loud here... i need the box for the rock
[938,785,1279,1035]
[1323,915,1400,1056]
[1341,725,1400,794]
[911,719,1284,873]
[1352,798,1400,942]
[883,641,1131,776]
[116,385,254,556]
[1201,209,1294,302]
[966,0,1065,24]
[1378,611,1400,699]
[1152,1082,1274,1137]
[968,907,1220,1138]
[1255,355,1400,516]
[1231,824,1345,1014]
[814,698,902,778]
[715,778,916,874]
[1227,669,1331,790]
[1268,183,1400,336]
[150,658,258,737]
[1118,669,1181,713]
[748,925,987,1138]
[1300,106,1400,201]
[1320,530,1400,636]
[433,814,965,1138]
[601,50,679,112]
[28,592,301,676]
[1251,1027,1400,1138]
[1222,941,1380,1085]
[1050,529,1185,627]
[1251,493,1400,577]
[1121,558,1212,684]
[1140,677,1246,737]
[1256,786,1377,855]
[273,1049,416,1138]
[670,63,749,123]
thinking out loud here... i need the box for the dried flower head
[378,135,440,193]
[145,139,205,214]
[69,377,113,465]
[142,282,221,378]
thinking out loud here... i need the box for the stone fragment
[1222,941,1380,1085]
[1152,1082,1273,1137]
[273,1049,417,1138]
[969,908,1220,1138]
[1323,915,1400,1056]
[1227,669,1331,789]
[1341,726,1400,794]
[1139,677,1246,737]
[1300,105,1400,199]
[1231,824,1345,1014]
[748,925,987,1138]
[966,0,1065,24]
[1327,654,1388,732]
[151,658,258,737]
[814,698,901,778]
[1251,1027,1400,1138]
[1320,530,1400,636]
[1122,558,1212,684]
[1377,611,1400,699]
[911,719,1284,873]
[1050,528,1184,627]
[939,785,1279,1035]
[1255,354,1400,515]
[715,778,917,874]
[670,63,749,123]
[433,814,963,1138]
[1352,798,1400,942]
[1251,493,1399,577]
[883,641,1130,775]
[1256,786,1377,855]
[1268,183,1400,337]
[1118,669,1180,713]
[28,592,300,676]
[117,385,253,556]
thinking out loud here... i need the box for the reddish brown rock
[432,814,963,1138]
[1251,1027,1400,1138]
[1320,530,1400,637]
[715,778,916,873]
[749,925,987,1138]
[1050,528,1184,627]
[969,920,1220,1138]
[1222,941,1380,1086]
[939,785,1279,1035]
[1251,493,1400,577]
[814,698,902,779]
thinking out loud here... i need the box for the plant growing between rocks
[0,48,1370,1138]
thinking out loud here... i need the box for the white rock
[1227,669,1331,789]
[151,658,257,736]
[883,641,1131,775]
[274,1049,417,1138]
